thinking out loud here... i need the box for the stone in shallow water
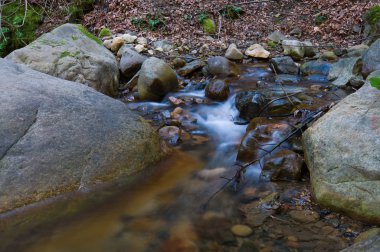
[231,224,253,237]
[235,91,268,121]
[205,79,230,101]
[207,56,241,77]
[288,210,320,223]
[261,149,304,181]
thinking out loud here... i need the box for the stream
[2,63,366,252]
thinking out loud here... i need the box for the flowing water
[1,63,364,252]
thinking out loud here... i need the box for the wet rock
[265,96,301,116]
[172,58,186,68]
[0,59,162,213]
[195,216,236,245]
[205,79,230,101]
[288,210,320,223]
[119,48,147,79]
[301,61,332,76]
[235,91,268,121]
[225,43,244,60]
[275,74,300,84]
[177,60,205,77]
[160,237,199,252]
[341,236,380,252]
[268,30,286,43]
[245,44,270,59]
[237,118,292,162]
[303,73,380,224]
[207,56,241,77]
[355,228,380,244]
[321,50,338,61]
[6,24,119,96]
[270,56,299,75]
[158,126,181,145]
[137,57,179,101]
[261,150,304,181]
[362,39,380,77]
[328,57,362,86]
[282,40,305,60]
[197,167,227,180]
[231,224,253,237]
[238,242,259,252]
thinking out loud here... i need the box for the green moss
[202,18,216,34]
[76,24,102,45]
[59,51,71,59]
[1,2,43,56]
[59,50,81,59]
[364,6,380,25]
[98,28,111,38]
[268,41,277,48]
[71,36,78,41]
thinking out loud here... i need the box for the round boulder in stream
[207,56,241,78]
[205,79,230,101]
[235,91,268,121]
[0,59,162,213]
[237,118,292,163]
[137,57,179,101]
[261,149,304,181]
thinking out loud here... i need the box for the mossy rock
[99,28,112,38]
[76,24,102,45]
[364,6,380,44]
[202,18,216,34]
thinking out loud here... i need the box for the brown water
[1,64,365,252]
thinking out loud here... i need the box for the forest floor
[76,0,379,52]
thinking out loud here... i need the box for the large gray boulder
[6,23,119,96]
[303,74,380,223]
[137,57,179,101]
[0,59,162,213]
[362,39,380,77]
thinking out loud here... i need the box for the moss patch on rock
[76,24,102,45]
[364,6,380,25]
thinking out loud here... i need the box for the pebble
[288,210,320,223]
[134,44,146,53]
[231,224,253,237]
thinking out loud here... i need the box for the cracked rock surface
[0,59,162,213]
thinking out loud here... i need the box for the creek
[2,63,364,252]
